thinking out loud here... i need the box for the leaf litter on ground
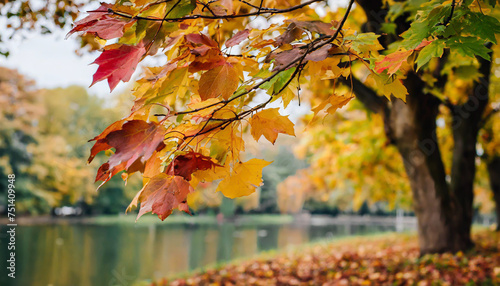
[152,230,499,286]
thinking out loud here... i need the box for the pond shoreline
[0,213,417,226]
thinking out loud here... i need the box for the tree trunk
[487,157,500,231]
[386,74,472,254]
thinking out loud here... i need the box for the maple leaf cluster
[68,0,498,220]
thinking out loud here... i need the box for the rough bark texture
[448,57,491,247]
[487,157,500,231]
[388,74,463,254]
[353,0,491,254]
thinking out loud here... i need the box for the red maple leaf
[375,40,434,75]
[91,42,146,91]
[374,50,412,76]
[66,4,131,40]
[167,151,220,181]
[88,118,127,163]
[136,174,194,220]
[185,33,218,47]
[185,33,226,72]
[91,120,166,183]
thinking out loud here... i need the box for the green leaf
[463,12,500,43]
[454,65,480,80]
[401,4,451,49]
[345,33,382,54]
[380,23,397,35]
[260,76,278,91]
[486,0,496,7]
[119,20,148,45]
[165,0,196,19]
[273,68,296,94]
[446,37,491,60]
[176,113,185,123]
[401,21,432,49]
[416,40,445,70]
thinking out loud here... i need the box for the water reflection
[0,220,411,286]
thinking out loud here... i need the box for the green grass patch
[87,213,293,226]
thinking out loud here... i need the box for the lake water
[0,217,414,286]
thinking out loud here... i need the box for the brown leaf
[276,23,303,46]
[266,48,305,70]
[291,20,336,35]
[226,29,250,47]
[304,44,335,62]
[185,33,218,48]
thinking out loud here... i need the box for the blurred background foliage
[0,66,140,215]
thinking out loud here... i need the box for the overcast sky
[0,1,122,98]
[1,28,127,99]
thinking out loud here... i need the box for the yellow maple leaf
[210,123,245,162]
[383,78,408,102]
[198,62,240,100]
[369,74,408,102]
[310,94,354,124]
[216,159,272,198]
[249,108,295,144]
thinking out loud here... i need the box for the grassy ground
[90,213,293,226]
[148,229,499,286]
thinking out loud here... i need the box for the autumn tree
[0,0,101,56]
[349,0,498,253]
[0,67,47,213]
[68,0,499,254]
[295,101,412,211]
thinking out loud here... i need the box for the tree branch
[342,75,387,114]
[108,0,325,22]
[443,0,456,26]
[176,0,357,147]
